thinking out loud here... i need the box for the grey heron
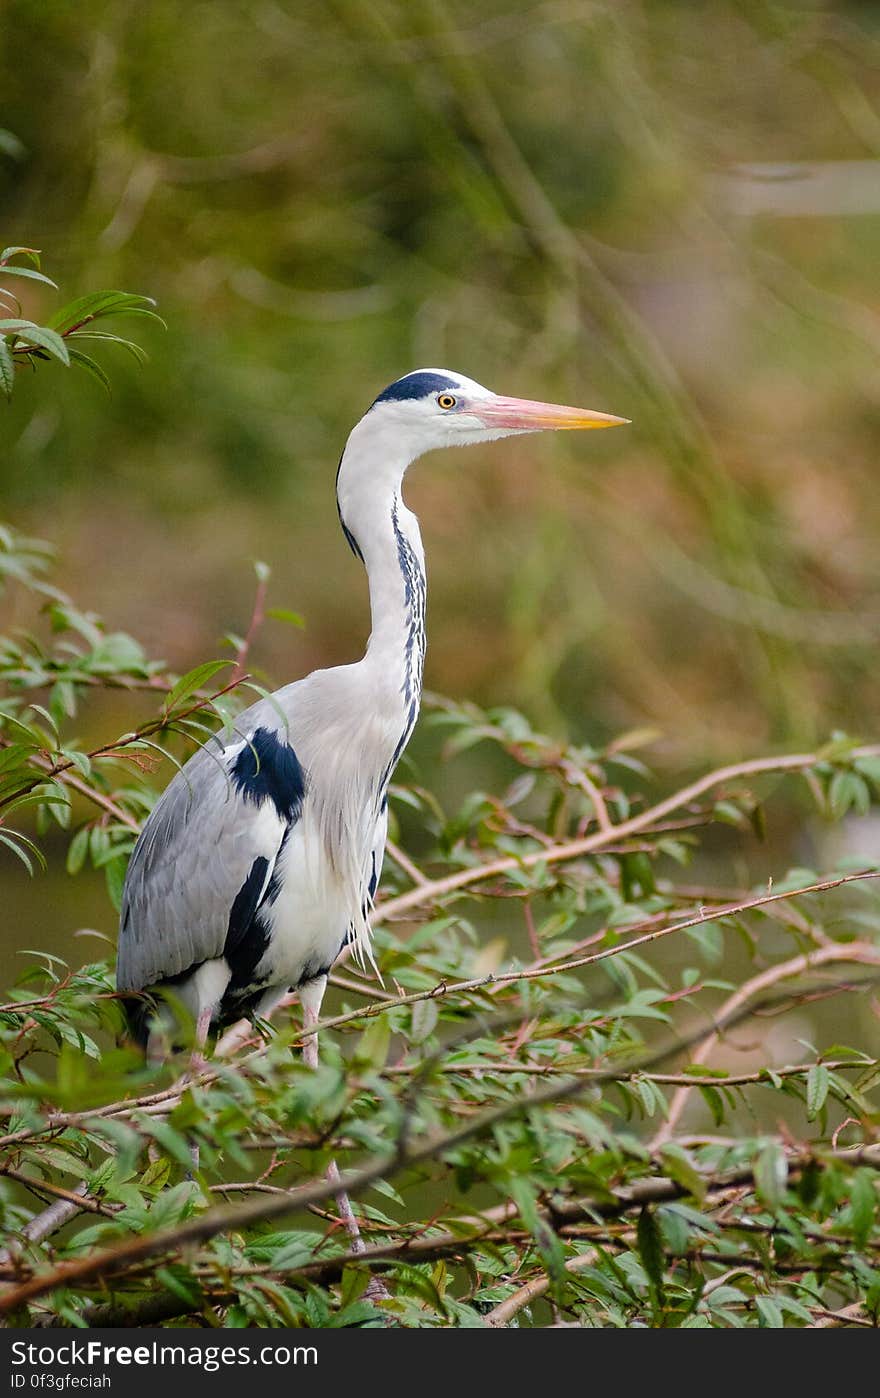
[116,367,626,1245]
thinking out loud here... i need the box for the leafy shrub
[0,246,161,400]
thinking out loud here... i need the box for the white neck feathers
[335,417,427,708]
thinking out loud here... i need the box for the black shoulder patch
[223,857,274,1006]
[231,728,307,823]
[225,907,273,1001]
[225,855,270,957]
[373,371,458,405]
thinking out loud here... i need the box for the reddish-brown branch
[229,573,269,686]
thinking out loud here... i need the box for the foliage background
[0,0,879,1329]
[5,1,880,750]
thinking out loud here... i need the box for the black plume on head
[372,371,458,406]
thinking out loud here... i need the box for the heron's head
[361,368,628,458]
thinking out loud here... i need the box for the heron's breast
[253,819,355,985]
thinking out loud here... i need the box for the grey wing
[117,708,306,993]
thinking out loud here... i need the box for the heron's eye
[437,394,456,410]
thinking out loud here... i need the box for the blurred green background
[3,0,880,979]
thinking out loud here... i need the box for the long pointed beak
[474,394,629,432]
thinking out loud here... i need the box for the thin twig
[652,939,880,1148]
[385,837,429,886]
[0,1184,90,1272]
[229,573,269,686]
[316,872,880,1042]
[379,1057,875,1085]
[373,746,880,924]
[0,676,248,821]
[486,1247,599,1326]
[810,1302,873,1328]
[0,1168,116,1218]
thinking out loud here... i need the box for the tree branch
[373,745,880,924]
[652,939,880,1148]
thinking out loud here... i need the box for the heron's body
[119,670,399,1032]
[117,369,624,1046]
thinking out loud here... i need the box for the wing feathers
[117,710,294,992]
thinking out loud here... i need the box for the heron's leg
[191,1006,214,1073]
[299,979,363,1243]
[299,978,389,1301]
[299,977,324,1073]
[186,1006,214,1170]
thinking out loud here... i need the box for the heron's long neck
[362,493,427,713]
[336,438,427,734]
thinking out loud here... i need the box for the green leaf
[164,660,229,714]
[755,1296,784,1328]
[61,748,92,779]
[355,1016,390,1070]
[137,1117,196,1170]
[10,321,70,365]
[105,857,127,912]
[67,328,149,364]
[66,826,90,876]
[816,732,858,762]
[849,1170,876,1246]
[853,1061,880,1096]
[636,1076,663,1117]
[88,631,147,673]
[660,1143,707,1201]
[657,1205,691,1255]
[620,851,655,900]
[829,770,871,820]
[509,1177,567,1286]
[0,264,58,289]
[410,997,439,1044]
[754,1141,787,1210]
[0,246,41,267]
[0,338,14,398]
[684,920,723,964]
[805,1063,829,1121]
[748,801,766,842]
[139,1157,173,1192]
[49,291,163,334]
[854,755,880,789]
[0,829,38,874]
[155,1267,202,1307]
[636,1206,665,1294]
[698,1084,725,1127]
[67,347,112,393]
[267,607,305,628]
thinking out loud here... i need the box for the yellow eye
[437,394,456,409]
